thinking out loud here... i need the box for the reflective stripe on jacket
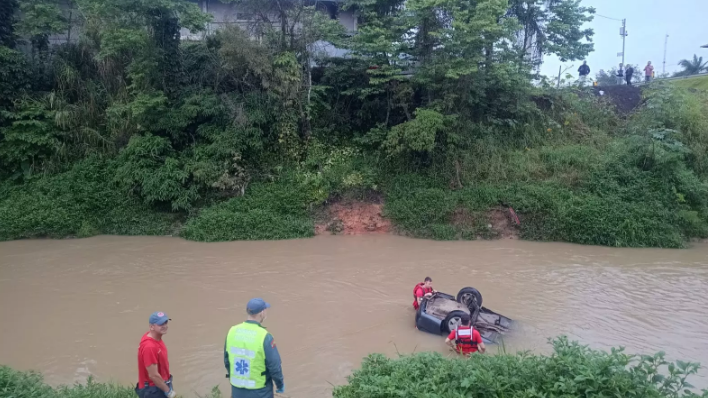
[226,322,268,389]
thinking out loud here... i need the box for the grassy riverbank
[2,337,706,398]
[2,84,708,247]
[0,366,222,398]
[2,0,708,248]
[673,74,708,92]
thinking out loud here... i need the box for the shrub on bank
[383,179,692,247]
[181,182,315,241]
[0,366,223,398]
[0,158,178,241]
[333,336,707,398]
[382,126,708,248]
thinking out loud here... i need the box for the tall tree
[0,0,18,48]
[677,54,708,76]
[220,0,346,142]
[509,0,595,66]
[14,0,67,89]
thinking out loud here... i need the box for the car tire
[443,310,467,334]
[456,287,483,308]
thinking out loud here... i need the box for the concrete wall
[180,0,355,57]
[46,0,81,45]
[44,0,354,58]
[337,8,357,32]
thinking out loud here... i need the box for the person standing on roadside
[644,61,654,82]
[577,61,590,84]
[225,298,284,398]
[625,65,634,85]
[616,64,624,85]
[136,312,175,398]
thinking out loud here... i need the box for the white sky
[539,0,708,78]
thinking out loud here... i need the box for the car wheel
[456,287,483,308]
[443,310,467,334]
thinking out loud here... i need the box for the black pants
[135,376,173,398]
[135,385,165,398]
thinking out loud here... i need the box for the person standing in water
[413,277,435,310]
[225,298,284,398]
[136,312,175,398]
[445,313,486,356]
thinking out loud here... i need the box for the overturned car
[415,287,513,343]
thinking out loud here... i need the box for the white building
[181,0,357,58]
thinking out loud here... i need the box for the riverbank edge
[1,192,697,248]
[2,337,705,398]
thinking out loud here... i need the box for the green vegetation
[0,157,179,240]
[182,181,315,241]
[3,338,706,398]
[673,75,708,92]
[675,55,708,77]
[334,336,708,398]
[0,365,223,398]
[2,0,708,247]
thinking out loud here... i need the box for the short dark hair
[424,277,432,282]
[460,314,471,325]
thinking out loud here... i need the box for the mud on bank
[314,197,519,240]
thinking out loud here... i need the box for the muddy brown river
[1,236,708,396]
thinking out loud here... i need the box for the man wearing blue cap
[136,312,175,398]
[224,298,284,398]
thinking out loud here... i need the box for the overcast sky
[539,0,708,79]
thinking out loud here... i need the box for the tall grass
[180,181,315,241]
[0,366,223,398]
[380,86,708,247]
[2,85,707,248]
[0,157,178,241]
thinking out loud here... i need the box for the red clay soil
[488,207,520,239]
[315,201,391,235]
[316,201,518,238]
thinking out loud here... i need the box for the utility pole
[663,34,669,75]
[620,19,628,68]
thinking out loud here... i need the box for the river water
[1,235,707,397]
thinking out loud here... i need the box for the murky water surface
[1,236,707,396]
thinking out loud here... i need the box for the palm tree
[677,54,708,76]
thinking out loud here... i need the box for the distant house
[48,0,355,58]
[702,44,708,48]
[181,0,355,58]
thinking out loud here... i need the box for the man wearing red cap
[136,311,175,398]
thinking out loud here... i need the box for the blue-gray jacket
[224,321,284,398]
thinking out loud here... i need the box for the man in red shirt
[644,61,655,82]
[413,277,435,310]
[445,314,485,356]
[136,311,176,398]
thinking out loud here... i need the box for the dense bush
[180,182,314,241]
[1,0,708,248]
[0,366,223,398]
[333,336,708,398]
[0,158,178,241]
